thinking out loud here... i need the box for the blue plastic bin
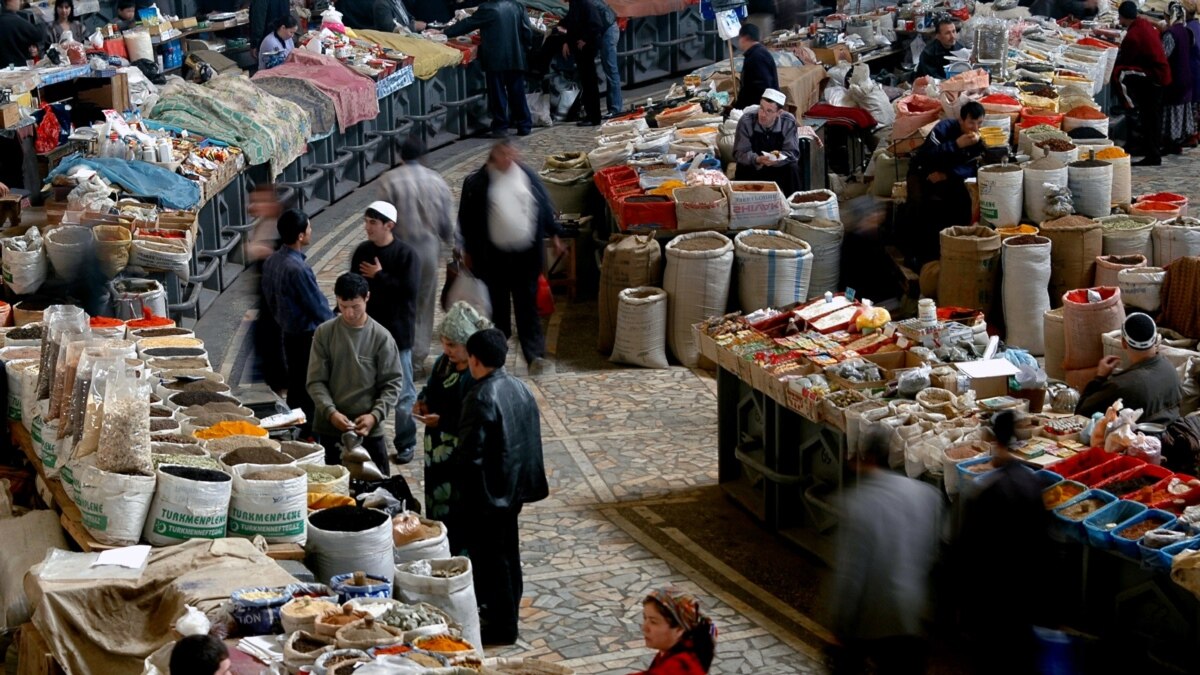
[1052,490,1118,544]
[1138,522,1196,572]
[1110,509,1176,559]
[1084,500,1148,550]
[1160,536,1200,573]
[1034,469,1063,489]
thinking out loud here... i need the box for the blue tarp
[47,155,202,210]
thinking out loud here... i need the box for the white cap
[761,88,786,107]
[366,200,398,223]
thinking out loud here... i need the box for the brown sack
[1040,216,1102,307]
[674,186,729,232]
[598,235,662,354]
[937,225,1001,314]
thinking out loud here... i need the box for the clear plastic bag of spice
[96,364,153,475]
[36,305,86,402]
[49,332,88,422]
[66,340,136,444]
[74,356,124,459]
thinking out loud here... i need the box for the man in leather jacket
[456,328,549,645]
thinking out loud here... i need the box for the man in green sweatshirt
[307,272,405,475]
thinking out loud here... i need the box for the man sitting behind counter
[1076,313,1182,426]
[916,16,963,79]
[732,87,801,196]
[905,100,985,265]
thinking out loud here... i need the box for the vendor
[733,23,778,111]
[45,0,84,44]
[915,16,963,79]
[732,88,801,195]
[372,0,425,32]
[115,0,136,30]
[256,13,297,70]
[904,100,984,265]
[0,0,43,67]
[1075,313,1182,426]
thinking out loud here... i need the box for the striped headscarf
[644,588,717,637]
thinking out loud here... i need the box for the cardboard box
[812,44,852,65]
[0,102,20,129]
[174,17,198,29]
[955,359,1020,399]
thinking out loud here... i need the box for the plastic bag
[175,605,211,636]
[392,511,423,545]
[537,274,555,317]
[35,105,62,154]
[96,365,152,476]
[898,364,932,398]
[526,92,552,127]
[441,259,492,318]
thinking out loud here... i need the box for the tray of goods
[1052,490,1117,543]
[1110,509,1177,558]
[1083,499,1147,550]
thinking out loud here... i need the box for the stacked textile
[355,30,463,79]
[252,51,379,131]
[252,77,339,138]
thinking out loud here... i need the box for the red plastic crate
[1072,455,1145,487]
[1047,447,1120,480]
[617,194,676,232]
[1147,474,1200,513]
[595,166,638,199]
[1093,464,1173,500]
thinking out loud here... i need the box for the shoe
[394,446,415,464]
[487,129,509,139]
[1132,157,1162,167]
[517,128,532,136]
[576,120,599,127]
[528,357,556,377]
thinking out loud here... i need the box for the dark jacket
[0,9,44,68]
[1028,0,1098,19]
[561,0,615,48]
[350,237,420,352]
[734,42,778,110]
[456,367,549,510]
[1075,354,1182,425]
[458,161,561,276]
[916,39,963,79]
[409,0,452,22]
[372,0,417,32]
[444,0,531,72]
[910,118,983,181]
[338,0,377,29]
[249,0,290,51]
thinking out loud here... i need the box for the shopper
[246,185,287,395]
[1075,312,1182,425]
[350,201,421,464]
[169,635,231,675]
[373,0,425,32]
[378,136,456,372]
[0,0,44,67]
[249,0,288,59]
[308,273,405,476]
[634,588,717,675]
[45,0,83,45]
[256,13,297,71]
[115,0,136,30]
[1162,2,1195,153]
[956,411,1051,675]
[832,427,942,675]
[440,0,534,137]
[458,140,564,375]
[456,328,548,645]
[905,100,985,265]
[559,0,619,126]
[732,24,778,111]
[261,209,334,437]
[916,16,963,79]
[732,88,802,196]
[414,301,493,555]
[1115,0,1172,166]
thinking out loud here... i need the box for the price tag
[883,324,896,338]
[716,9,742,40]
[845,287,857,302]
[897,335,910,349]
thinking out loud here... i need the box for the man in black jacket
[733,23,778,110]
[457,328,548,645]
[0,0,42,68]
[559,0,618,126]
[458,140,563,376]
[372,0,425,32]
[442,0,533,136]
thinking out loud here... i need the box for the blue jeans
[486,70,531,134]
[601,22,623,115]
[394,348,418,451]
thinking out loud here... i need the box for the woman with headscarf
[1162,1,1195,153]
[632,588,717,674]
[413,301,492,555]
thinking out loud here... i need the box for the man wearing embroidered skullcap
[732,87,802,195]
[1076,312,1182,425]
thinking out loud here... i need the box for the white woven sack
[1045,147,1079,165]
[1043,308,1065,380]
[1097,215,1154,259]
[587,143,631,169]
[394,557,482,656]
[610,287,669,369]
[1102,154,1132,205]
[787,189,839,221]
[1021,160,1067,224]
[1067,161,1113,218]
[79,464,155,546]
[734,230,814,311]
[978,164,1024,228]
[782,217,844,295]
[1002,235,1052,354]
[1117,266,1166,313]
[144,464,232,546]
[229,463,308,545]
[393,519,451,564]
[663,232,733,367]
[1153,219,1200,267]
[307,507,394,584]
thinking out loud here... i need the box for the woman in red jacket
[632,588,717,675]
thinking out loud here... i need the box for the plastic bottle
[918,298,937,328]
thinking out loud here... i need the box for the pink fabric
[604,0,690,19]
[253,50,379,131]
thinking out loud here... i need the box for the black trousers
[486,70,531,134]
[831,635,928,675]
[574,44,601,124]
[481,249,544,364]
[1126,76,1165,161]
[282,331,316,437]
[463,504,524,643]
[904,174,971,267]
[319,433,391,478]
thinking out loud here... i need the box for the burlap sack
[598,235,662,354]
[673,186,729,232]
[1040,217,1102,308]
[938,225,1001,314]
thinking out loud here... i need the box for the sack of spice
[96,364,153,476]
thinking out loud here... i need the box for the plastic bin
[1034,469,1063,489]
[1159,536,1200,572]
[957,456,999,494]
[595,166,638,198]
[1138,522,1195,572]
[1094,464,1174,500]
[617,194,677,232]
[1047,447,1118,479]
[1043,479,1088,511]
[1109,508,1176,558]
[1072,455,1145,487]
[1083,500,1147,550]
[1150,482,1200,514]
[1052,490,1118,543]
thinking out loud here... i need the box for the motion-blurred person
[832,426,942,675]
[733,24,777,111]
[262,209,334,436]
[414,301,493,555]
[351,201,421,464]
[457,328,548,644]
[1075,312,1182,425]
[732,88,801,195]
[458,140,564,375]
[378,136,456,373]
[916,16,963,79]
[1162,2,1194,153]
[247,185,288,396]
[0,0,44,67]
[956,410,1051,675]
[1115,0,1172,166]
[633,587,717,674]
[839,196,907,304]
[905,101,985,265]
[441,0,533,137]
[169,635,231,675]
[559,0,619,126]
